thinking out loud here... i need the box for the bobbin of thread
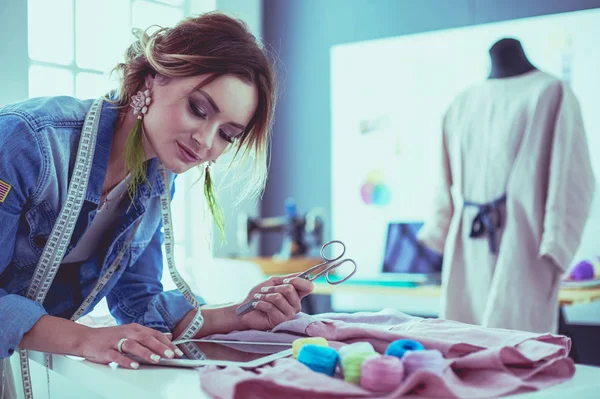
[402,349,446,376]
[338,342,375,358]
[338,342,378,384]
[297,345,339,377]
[340,351,380,384]
[385,339,425,359]
[292,337,329,359]
[360,355,405,393]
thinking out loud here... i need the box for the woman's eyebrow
[198,89,220,113]
[197,89,246,131]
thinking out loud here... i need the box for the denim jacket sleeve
[106,183,206,334]
[0,113,49,358]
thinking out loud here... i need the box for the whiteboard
[331,9,600,277]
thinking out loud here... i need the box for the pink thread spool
[402,349,446,376]
[360,355,404,393]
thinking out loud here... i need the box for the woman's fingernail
[283,278,291,284]
[131,362,140,369]
[260,287,269,293]
[163,332,173,338]
[150,354,161,362]
[164,349,174,358]
[252,301,258,308]
[175,349,184,357]
[254,293,262,299]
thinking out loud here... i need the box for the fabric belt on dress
[463,194,506,254]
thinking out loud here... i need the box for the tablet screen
[174,340,292,363]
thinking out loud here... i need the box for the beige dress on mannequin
[418,70,595,333]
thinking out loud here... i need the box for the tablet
[128,339,293,369]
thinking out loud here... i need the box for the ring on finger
[117,338,129,354]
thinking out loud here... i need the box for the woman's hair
[110,11,276,204]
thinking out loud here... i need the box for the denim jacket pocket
[13,201,57,270]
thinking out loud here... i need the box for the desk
[311,280,600,306]
[239,257,600,306]
[12,352,600,399]
[10,351,210,399]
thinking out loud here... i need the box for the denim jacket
[0,96,205,358]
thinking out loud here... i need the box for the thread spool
[569,260,595,280]
[402,349,446,376]
[338,342,375,358]
[292,337,329,359]
[360,355,404,392]
[385,339,425,359]
[297,345,339,377]
[341,351,379,384]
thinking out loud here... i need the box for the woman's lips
[176,141,200,163]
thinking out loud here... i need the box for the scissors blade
[235,300,255,316]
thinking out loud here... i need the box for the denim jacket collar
[85,99,167,206]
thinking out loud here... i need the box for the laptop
[380,222,443,283]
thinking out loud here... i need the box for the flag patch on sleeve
[0,179,12,202]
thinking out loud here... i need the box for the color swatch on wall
[360,170,392,206]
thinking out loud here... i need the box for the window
[27,0,216,98]
[27,0,217,293]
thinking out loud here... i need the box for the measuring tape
[158,166,204,359]
[1,358,6,399]
[18,98,101,399]
[17,98,204,398]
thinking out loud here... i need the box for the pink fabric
[199,309,575,399]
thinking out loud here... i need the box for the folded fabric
[199,309,575,399]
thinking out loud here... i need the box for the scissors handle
[324,258,357,285]
[236,240,355,317]
[321,240,346,261]
[296,240,347,280]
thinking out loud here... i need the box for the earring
[203,161,226,243]
[124,89,152,202]
[131,89,152,117]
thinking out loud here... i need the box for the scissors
[235,240,357,317]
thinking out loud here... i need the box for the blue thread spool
[292,337,329,359]
[297,345,339,377]
[385,339,425,359]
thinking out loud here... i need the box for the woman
[0,12,313,371]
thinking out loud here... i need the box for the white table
[9,352,600,399]
[10,352,208,399]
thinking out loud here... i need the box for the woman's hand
[238,273,314,331]
[80,323,183,369]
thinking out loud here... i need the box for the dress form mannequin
[488,38,537,79]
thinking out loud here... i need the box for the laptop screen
[382,222,443,275]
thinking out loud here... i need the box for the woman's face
[142,73,258,174]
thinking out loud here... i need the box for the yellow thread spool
[292,337,329,359]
